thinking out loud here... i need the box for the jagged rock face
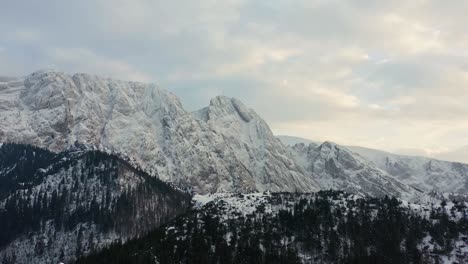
[279,136,468,195]
[0,71,319,193]
[290,142,422,200]
[348,146,468,194]
[193,96,319,193]
[0,143,191,264]
[4,70,454,198]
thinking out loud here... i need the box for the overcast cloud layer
[1,0,468,161]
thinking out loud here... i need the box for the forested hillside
[0,143,191,264]
[77,191,468,264]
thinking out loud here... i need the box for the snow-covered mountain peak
[318,141,339,153]
[19,70,182,110]
[0,70,321,194]
[348,145,468,194]
[313,141,364,166]
[191,95,320,193]
[26,68,61,77]
[291,141,347,159]
[290,141,421,200]
[320,141,339,148]
[21,71,78,111]
[193,95,279,147]
[196,95,254,123]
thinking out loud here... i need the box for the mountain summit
[0,71,318,194]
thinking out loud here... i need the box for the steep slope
[0,143,191,264]
[193,96,319,193]
[0,71,318,193]
[290,142,422,200]
[348,146,468,194]
[4,70,462,198]
[278,135,468,195]
[77,191,468,264]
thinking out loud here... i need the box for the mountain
[192,96,318,193]
[2,70,468,263]
[290,142,422,201]
[348,146,468,194]
[77,191,468,264]
[278,135,468,195]
[1,70,465,199]
[0,70,318,194]
[0,143,191,264]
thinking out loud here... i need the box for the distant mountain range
[278,135,468,164]
[278,136,468,195]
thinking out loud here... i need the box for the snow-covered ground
[191,192,468,263]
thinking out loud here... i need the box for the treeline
[77,191,468,264]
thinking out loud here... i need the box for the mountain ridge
[279,136,468,195]
[0,71,319,194]
[1,70,467,199]
[278,135,468,165]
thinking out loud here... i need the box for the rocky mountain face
[347,146,468,194]
[279,136,468,196]
[1,70,466,199]
[290,142,422,201]
[0,143,191,264]
[192,96,318,193]
[0,71,318,194]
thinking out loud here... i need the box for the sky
[1,0,468,161]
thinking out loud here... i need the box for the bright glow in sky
[1,0,468,161]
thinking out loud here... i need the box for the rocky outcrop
[290,142,422,200]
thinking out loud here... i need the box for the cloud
[0,0,467,159]
[48,47,153,82]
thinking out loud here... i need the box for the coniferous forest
[77,191,468,264]
[0,143,192,264]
